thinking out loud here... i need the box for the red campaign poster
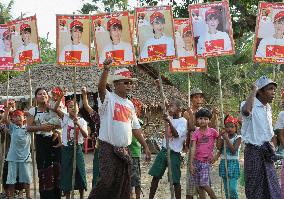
[169,18,207,73]
[136,6,177,63]
[9,16,41,71]
[92,12,136,68]
[0,24,13,71]
[253,2,284,64]
[189,1,235,57]
[57,15,90,67]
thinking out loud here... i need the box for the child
[189,108,218,199]
[149,99,187,199]
[53,92,88,199]
[1,102,32,199]
[216,115,241,199]
[48,87,66,147]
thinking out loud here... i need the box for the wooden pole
[71,66,77,199]
[0,69,9,194]
[28,67,37,199]
[185,73,191,197]
[216,57,230,199]
[157,64,174,199]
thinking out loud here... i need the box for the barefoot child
[217,115,241,199]
[1,103,33,199]
[149,99,187,199]
[53,93,88,199]
[189,108,218,199]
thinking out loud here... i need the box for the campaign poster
[57,15,90,67]
[169,18,207,73]
[92,12,136,68]
[10,16,41,71]
[253,2,284,63]
[0,24,13,70]
[189,1,235,57]
[136,6,177,63]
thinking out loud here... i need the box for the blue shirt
[6,123,31,162]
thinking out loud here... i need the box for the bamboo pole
[28,67,37,199]
[156,64,174,199]
[0,69,9,194]
[185,73,191,197]
[71,65,77,199]
[216,58,230,199]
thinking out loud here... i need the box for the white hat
[108,68,137,84]
[190,88,203,96]
[255,76,277,90]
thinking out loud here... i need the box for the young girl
[54,92,88,199]
[216,115,241,199]
[189,108,218,199]
[1,102,33,199]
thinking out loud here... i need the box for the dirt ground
[12,151,282,199]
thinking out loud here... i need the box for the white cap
[255,76,277,90]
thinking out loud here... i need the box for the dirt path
[24,152,282,198]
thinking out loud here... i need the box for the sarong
[60,144,87,192]
[244,142,280,199]
[88,140,132,199]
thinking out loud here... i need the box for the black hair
[109,24,122,41]
[205,10,223,31]
[70,26,83,41]
[152,18,165,34]
[34,88,47,97]
[169,98,183,109]
[21,28,31,35]
[195,108,212,120]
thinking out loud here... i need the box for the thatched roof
[0,64,187,107]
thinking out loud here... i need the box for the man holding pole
[241,76,280,198]
[87,58,151,199]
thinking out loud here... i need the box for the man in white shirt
[59,20,89,63]
[14,23,40,65]
[88,58,151,199]
[241,75,280,199]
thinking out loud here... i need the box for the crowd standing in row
[0,58,284,199]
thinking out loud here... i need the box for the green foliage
[0,0,14,24]
[39,37,56,64]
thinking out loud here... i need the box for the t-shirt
[140,35,175,58]
[220,134,241,160]
[28,107,54,137]
[191,127,218,162]
[275,111,284,130]
[61,113,88,146]
[6,123,31,162]
[59,43,89,62]
[162,117,187,152]
[129,136,141,158]
[99,41,134,65]
[255,37,284,58]
[14,42,39,64]
[197,30,232,56]
[98,90,141,147]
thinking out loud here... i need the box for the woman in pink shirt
[189,108,218,199]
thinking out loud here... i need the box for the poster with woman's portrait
[9,16,41,71]
[170,19,207,73]
[92,12,135,68]
[253,2,284,63]
[0,24,13,71]
[136,6,177,63]
[57,15,90,67]
[189,1,235,57]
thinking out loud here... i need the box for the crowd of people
[0,58,284,199]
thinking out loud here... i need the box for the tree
[0,0,14,24]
